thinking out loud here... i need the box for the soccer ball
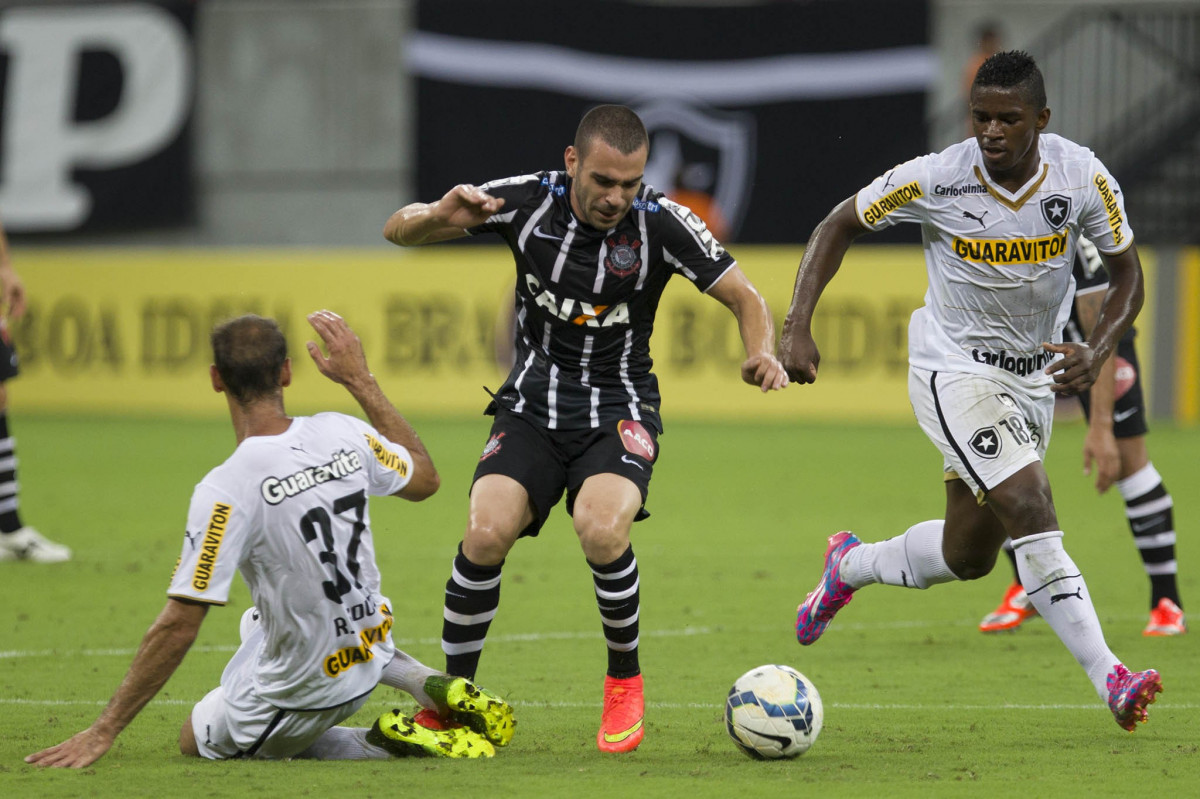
[725,664,823,759]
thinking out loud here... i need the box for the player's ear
[565,145,578,178]
[279,358,292,389]
[210,364,225,394]
[1036,106,1050,131]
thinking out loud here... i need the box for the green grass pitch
[2,413,1197,797]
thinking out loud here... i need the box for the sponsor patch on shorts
[617,420,656,461]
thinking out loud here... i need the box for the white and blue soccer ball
[725,664,823,759]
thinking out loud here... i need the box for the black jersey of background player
[1065,236,1136,347]
[469,170,736,433]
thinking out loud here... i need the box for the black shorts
[471,408,659,537]
[0,322,18,382]
[1078,335,1148,439]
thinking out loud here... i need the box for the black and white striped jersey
[469,170,736,432]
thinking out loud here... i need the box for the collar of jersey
[972,162,1049,212]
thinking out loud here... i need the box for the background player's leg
[441,474,531,679]
[0,384,70,563]
[0,386,22,535]
[1114,439,1183,630]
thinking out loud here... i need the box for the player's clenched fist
[776,328,819,385]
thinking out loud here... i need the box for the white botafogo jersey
[855,133,1134,391]
[168,413,413,710]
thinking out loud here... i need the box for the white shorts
[908,366,1053,501]
[190,609,374,760]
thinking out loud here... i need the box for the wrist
[781,318,810,336]
[90,716,124,740]
[344,372,379,397]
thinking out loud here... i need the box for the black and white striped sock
[1117,462,1182,610]
[589,544,640,679]
[441,544,503,680]
[0,412,22,534]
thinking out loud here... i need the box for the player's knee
[987,478,1056,535]
[941,519,1004,580]
[947,552,997,581]
[574,514,629,564]
[179,716,201,757]
[462,521,516,565]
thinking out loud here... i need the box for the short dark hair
[574,105,648,159]
[211,315,288,403]
[973,50,1047,109]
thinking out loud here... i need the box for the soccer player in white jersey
[778,50,1162,732]
[26,311,514,768]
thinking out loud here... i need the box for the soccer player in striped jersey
[980,237,1185,636]
[26,312,512,768]
[385,104,788,752]
[780,51,1162,733]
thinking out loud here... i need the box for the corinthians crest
[604,234,642,278]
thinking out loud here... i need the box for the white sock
[379,650,441,710]
[1014,531,1119,699]
[840,520,958,589]
[1115,462,1162,500]
[296,726,391,760]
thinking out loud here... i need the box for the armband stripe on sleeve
[189,502,231,592]
[363,433,409,478]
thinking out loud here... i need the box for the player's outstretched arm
[383,184,505,247]
[305,310,439,500]
[707,265,788,392]
[778,198,867,385]
[24,599,207,769]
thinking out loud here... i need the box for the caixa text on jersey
[524,273,630,327]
